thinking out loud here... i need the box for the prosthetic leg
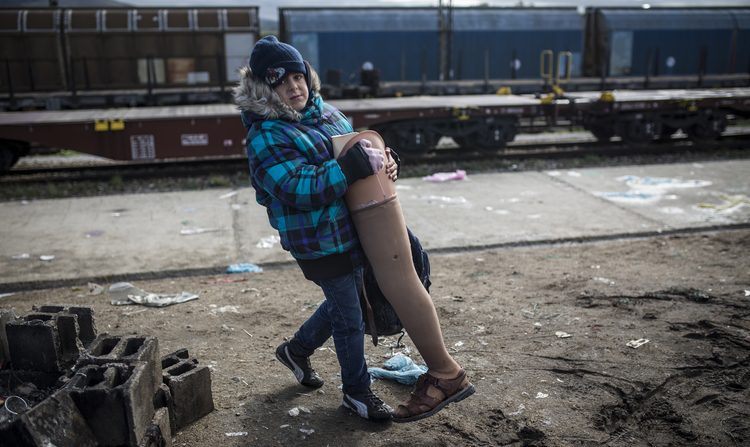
[332,131,459,375]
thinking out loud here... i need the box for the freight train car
[279,7,584,84]
[2,87,749,170]
[585,8,750,78]
[0,7,259,110]
[281,6,750,98]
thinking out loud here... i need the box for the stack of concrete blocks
[0,305,214,447]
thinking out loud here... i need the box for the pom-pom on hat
[249,35,307,88]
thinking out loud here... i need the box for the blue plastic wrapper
[368,354,427,385]
[226,263,263,274]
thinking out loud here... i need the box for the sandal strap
[398,369,468,414]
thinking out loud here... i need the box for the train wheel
[686,112,727,141]
[476,120,516,150]
[589,125,615,142]
[659,125,679,141]
[379,127,435,155]
[0,147,17,172]
[618,117,661,144]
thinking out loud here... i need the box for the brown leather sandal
[392,369,475,423]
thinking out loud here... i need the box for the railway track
[2,131,749,187]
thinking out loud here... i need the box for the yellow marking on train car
[496,86,512,95]
[109,119,125,131]
[599,91,615,102]
[94,119,109,131]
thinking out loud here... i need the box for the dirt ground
[2,229,749,446]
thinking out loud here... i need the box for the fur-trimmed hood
[233,63,322,124]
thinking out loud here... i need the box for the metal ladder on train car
[539,50,572,104]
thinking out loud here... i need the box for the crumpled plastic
[226,263,263,274]
[422,169,467,183]
[368,353,427,385]
[108,282,199,307]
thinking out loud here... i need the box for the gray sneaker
[342,389,393,422]
[275,341,324,388]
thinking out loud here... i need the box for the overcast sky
[121,0,750,21]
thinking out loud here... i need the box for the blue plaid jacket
[241,96,357,260]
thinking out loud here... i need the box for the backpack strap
[360,283,380,346]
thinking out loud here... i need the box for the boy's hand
[384,147,398,182]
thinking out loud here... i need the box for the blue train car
[592,8,750,77]
[450,8,584,80]
[279,8,440,84]
[279,7,585,84]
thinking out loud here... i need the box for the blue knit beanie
[249,36,307,88]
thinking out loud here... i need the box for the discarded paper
[108,282,199,307]
[626,338,650,349]
[555,331,572,339]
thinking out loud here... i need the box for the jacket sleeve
[248,126,349,211]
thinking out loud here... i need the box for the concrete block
[26,312,81,365]
[69,363,155,447]
[0,389,98,447]
[139,407,172,447]
[163,359,214,431]
[35,305,97,346]
[160,348,190,369]
[6,316,63,373]
[0,308,17,368]
[78,335,162,401]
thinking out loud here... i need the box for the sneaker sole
[392,383,476,423]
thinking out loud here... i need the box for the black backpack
[360,228,431,346]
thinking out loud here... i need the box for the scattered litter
[243,329,253,338]
[368,353,427,385]
[226,263,263,274]
[626,338,650,349]
[0,293,15,299]
[219,191,239,199]
[593,277,616,286]
[555,331,572,339]
[225,432,248,437]
[39,255,55,262]
[180,227,222,236]
[744,290,750,297]
[256,235,281,249]
[3,395,30,415]
[566,171,582,177]
[87,282,104,295]
[534,322,542,329]
[210,305,240,314]
[509,404,525,416]
[422,169,466,182]
[288,407,300,417]
[299,428,315,436]
[11,253,30,260]
[453,341,464,348]
[108,282,199,307]
[535,392,549,399]
[279,424,290,429]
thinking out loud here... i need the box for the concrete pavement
[1,159,749,290]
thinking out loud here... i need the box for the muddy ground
[2,229,749,446]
